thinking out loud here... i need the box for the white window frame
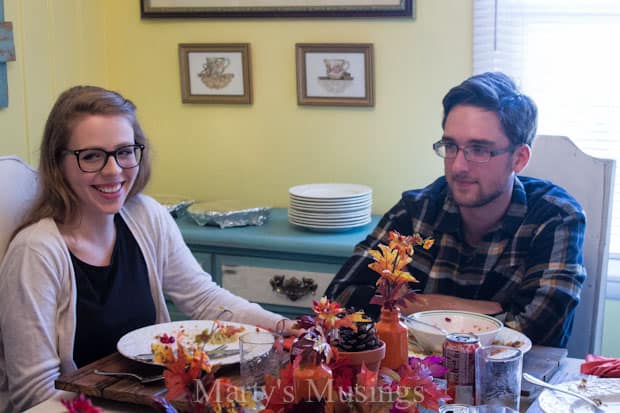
[473,0,620,299]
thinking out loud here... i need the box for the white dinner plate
[289,183,372,199]
[289,194,372,204]
[492,326,532,354]
[288,209,372,220]
[538,378,620,412]
[117,320,263,366]
[288,210,371,222]
[288,216,372,227]
[408,327,532,357]
[289,198,372,209]
[289,219,372,232]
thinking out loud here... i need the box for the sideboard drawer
[215,255,340,310]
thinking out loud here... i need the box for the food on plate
[151,343,175,364]
[149,321,245,364]
[441,317,496,334]
[492,339,524,348]
[196,322,245,345]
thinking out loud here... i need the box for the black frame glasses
[432,140,514,163]
[63,144,145,173]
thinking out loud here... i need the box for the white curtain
[473,0,620,255]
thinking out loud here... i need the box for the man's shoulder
[519,176,584,217]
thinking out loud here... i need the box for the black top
[72,214,156,367]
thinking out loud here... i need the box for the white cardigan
[0,194,284,412]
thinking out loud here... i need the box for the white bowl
[405,310,503,354]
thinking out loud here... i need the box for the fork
[522,373,604,412]
[93,369,164,384]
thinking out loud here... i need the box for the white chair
[0,156,39,263]
[522,135,615,358]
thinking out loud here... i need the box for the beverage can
[443,333,480,405]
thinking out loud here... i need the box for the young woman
[0,86,291,412]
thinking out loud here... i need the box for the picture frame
[178,43,252,104]
[296,43,374,107]
[141,0,414,18]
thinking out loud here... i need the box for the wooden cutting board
[55,352,241,411]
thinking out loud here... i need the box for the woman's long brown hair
[14,85,152,236]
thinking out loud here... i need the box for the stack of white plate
[288,183,372,231]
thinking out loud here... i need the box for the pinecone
[335,316,381,352]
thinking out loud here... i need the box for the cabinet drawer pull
[269,274,318,301]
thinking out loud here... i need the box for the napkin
[581,354,620,378]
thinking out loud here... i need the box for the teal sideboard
[171,208,380,319]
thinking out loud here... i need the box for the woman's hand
[276,318,304,337]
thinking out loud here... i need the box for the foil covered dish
[153,195,194,218]
[186,200,271,228]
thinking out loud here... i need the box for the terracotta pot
[337,341,386,372]
[375,307,409,370]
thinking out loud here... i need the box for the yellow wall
[107,0,472,211]
[1,0,472,212]
[0,0,107,163]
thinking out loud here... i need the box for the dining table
[23,345,590,413]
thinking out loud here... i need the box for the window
[473,0,620,271]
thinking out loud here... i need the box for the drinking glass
[474,345,523,410]
[239,331,281,388]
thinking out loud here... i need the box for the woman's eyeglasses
[63,144,145,173]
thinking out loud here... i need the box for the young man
[325,72,585,347]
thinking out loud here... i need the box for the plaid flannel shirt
[325,176,586,347]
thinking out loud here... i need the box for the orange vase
[293,357,334,405]
[375,307,408,370]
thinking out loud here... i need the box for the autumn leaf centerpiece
[368,230,434,371]
[369,231,434,311]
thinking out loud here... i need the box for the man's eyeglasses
[432,141,514,163]
[63,144,145,173]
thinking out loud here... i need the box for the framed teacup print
[296,43,374,107]
[178,43,252,104]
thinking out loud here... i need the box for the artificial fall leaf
[369,245,409,273]
[349,310,370,323]
[417,380,452,411]
[393,286,419,309]
[390,359,451,412]
[60,393,102,413]
[388,231,416,257]
[294,314,317,330]
[207,378,256,412]
[312,296,345,329]
[164,344,197,400]
[189,350,211,374]
[368,230,431,311]
[356,361,378,389]
[262,363,295,412]
[411,234,424,245]
[370,278,417,310]
[329,354,355,393]
[410,355,448,378]
[381,268,417,284]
